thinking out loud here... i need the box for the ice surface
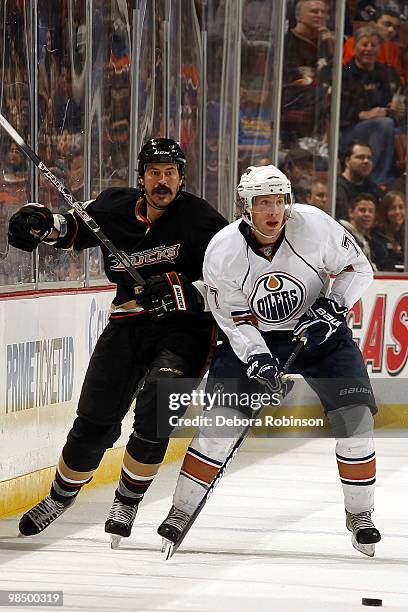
[1,436,407,611]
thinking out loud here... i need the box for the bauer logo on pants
[249,272,306,324]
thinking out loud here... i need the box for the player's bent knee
[327,404,374,439]
[190,406,248,463]
[147,348,191,382]
[127,429,169,464]
[67,416,123,452]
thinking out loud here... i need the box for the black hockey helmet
[137,138,186,178]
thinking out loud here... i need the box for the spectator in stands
[372,190,405,270]
[340,24,405,186]
[343,9,405,82]
[336,141,383,220]
[306,177,329,211]
[281,0,334,144]
[3,141,28,184]
[387,171,407,195]
[205,99,221,208]
[238,85,273,174]
[340,192,396,271]
[54,128,71,178]
[5,99,26,139]
[4,39,29,134]
[343,0,360,37]
[68,150,85,199]
[54,64,81,133]
[38,29,59,128]
[280,146,316,202]
[356,1,408,24]
[339,193,377,269]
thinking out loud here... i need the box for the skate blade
[351,534,375,557]
[161,537,174,560]
[110,534,122,550]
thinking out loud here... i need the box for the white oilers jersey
[203,204,373,363]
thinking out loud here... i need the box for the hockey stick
[0,112,145,290]
[164,334,308,559]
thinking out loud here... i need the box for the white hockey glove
[293,297,348,348]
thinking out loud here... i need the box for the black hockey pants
[62,316,214,472]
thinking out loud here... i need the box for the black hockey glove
[137,272,204,320]
[246,352,293,398]
[293,296,348,348]
[8,204,54,252]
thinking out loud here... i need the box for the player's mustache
[153,185,171,194]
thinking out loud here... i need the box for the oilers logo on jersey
[249,272,306,324]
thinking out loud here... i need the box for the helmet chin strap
[253,224,283,240]
[243,214,290,240]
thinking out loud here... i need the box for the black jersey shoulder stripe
[284,236,325,284]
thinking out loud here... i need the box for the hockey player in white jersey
[158,164,381,557]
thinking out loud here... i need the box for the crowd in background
[238,0,406,273]
[0,0,131,284]
[0,0,406,287]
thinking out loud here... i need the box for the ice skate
[158,505,191,559]
[104,496,139,549]
[19,495,75,536]
[346,510,381,557]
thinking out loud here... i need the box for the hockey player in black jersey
[8,138,227,547]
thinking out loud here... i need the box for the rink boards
[0,279,407,517]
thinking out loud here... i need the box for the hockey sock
[327,404,376,514]
[174,445,223,514]
[336,436,376,513]
[116,450,161,506]
[50,456,94,504]
[115,432,168,506]
[173,407,246,515]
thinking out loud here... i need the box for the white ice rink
[1,436,407,612]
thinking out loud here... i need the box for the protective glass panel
[0,1,33,286]
[137,0,165,151]
[279,0,334,211]
[89,0,133,282]
[239,0,277,177]
[36,0,86,284]
[203,0,227,211]
[178,0,202,194]
[168,0,182,143]
[206,0,241,220]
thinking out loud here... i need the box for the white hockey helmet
[237,165,294,236]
